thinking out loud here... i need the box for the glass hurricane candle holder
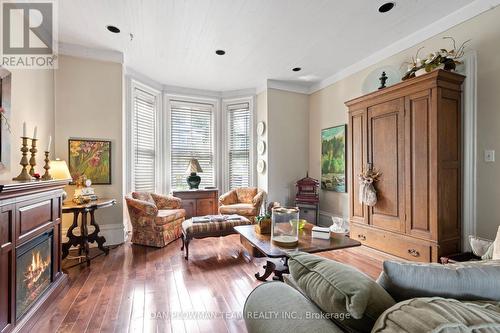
[271,206,299,247]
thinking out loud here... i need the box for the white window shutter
[170,101,215,189]
[132,88,157,192]
[227,102,251,189]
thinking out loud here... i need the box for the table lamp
[51,159,72,199]
[186,158,203,189]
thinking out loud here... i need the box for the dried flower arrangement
[402,37,470,81]
[358,169,381,207]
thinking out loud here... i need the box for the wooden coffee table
[234,223,361,281]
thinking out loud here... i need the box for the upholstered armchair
[125,192,185,248]
[218,188,265,222]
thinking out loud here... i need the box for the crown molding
[267,79,311,94]
[58,42,124,64]
[309,0,500,94]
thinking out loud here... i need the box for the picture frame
[68,138,112,184]
[321,125,347,192]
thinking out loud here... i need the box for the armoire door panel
[348,109,367,224]
[405,91,433,239]
[368,98,405,232]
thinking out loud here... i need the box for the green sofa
[244,253,500,333]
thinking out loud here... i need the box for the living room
[0,0,500,332]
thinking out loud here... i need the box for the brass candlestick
[42,151,52,180]
[13,137,32,181]
[29,138,38,176]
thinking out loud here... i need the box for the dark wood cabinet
[346,70,464,262]
[0,180,68,333]
[172,189,218,219]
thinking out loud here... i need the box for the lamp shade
[186,158,203,174]
[50,159,72,180]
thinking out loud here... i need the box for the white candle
[33,126,37,139]
[22,122,26,137]
[47,135,52,152]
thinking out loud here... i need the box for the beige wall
[309,6,500,238]
[55,55,124,239]
[0,69,54,181]
[267,88,309,205]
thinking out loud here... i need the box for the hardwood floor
[33,235,393,333]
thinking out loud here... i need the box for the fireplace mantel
[0,179,68,333]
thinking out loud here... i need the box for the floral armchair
[218,188,265,222]
[125,192,185,248]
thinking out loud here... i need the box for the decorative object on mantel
[68,139,111,184]
[42,136,52,180]
[185,158,203,189]
[321,125,346,192]
[28,126,37,176]
[402,37,470,80]
[358,167,381,207]
[378,71,388,89]
[12,135,31,181]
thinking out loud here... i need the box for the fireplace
[15,231,53,320]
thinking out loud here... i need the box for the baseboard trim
[62,223,126,248]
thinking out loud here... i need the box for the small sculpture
[379,71,388,89]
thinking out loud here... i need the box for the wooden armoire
[345,70,465,262]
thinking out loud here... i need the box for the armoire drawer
[350,224,431,262]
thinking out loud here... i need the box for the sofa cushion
[377,260,500,302]
[469,235,494,257]
[219,203,257,216]
[182,215,252,236]
[372,297,500,333]
[288,252,395,333]
[483,243,495,260]
[154,209,185,226]
[131,191,155,204]
[235,187,257,203]
[494,226,500,260]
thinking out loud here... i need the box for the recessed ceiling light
[106,25,121,33]
[378,2,395,13]
[215,50,226,55]
[292,67,302,72]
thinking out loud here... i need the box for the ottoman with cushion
[181,215,252,259]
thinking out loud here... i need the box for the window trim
[165,93,220,193]
[222,96,256,193]
[126,78,163,194]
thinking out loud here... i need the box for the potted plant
[402,37,470,81]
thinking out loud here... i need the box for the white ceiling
[58,0,475,92]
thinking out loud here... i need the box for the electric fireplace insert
[15,231,53,320]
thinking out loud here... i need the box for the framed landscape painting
[68,139,111,184]
[321,125,346,192]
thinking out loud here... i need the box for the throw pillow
[469,235,493,257]
[377,260,500,302]
[494,226,500,260]
[372,297,500,333]
[482,243,495,260]
[288,252,395,333]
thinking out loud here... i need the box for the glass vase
[271,207,299,247]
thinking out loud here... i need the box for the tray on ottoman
[181,214,252,259]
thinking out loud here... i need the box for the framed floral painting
[68,139,111,184]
